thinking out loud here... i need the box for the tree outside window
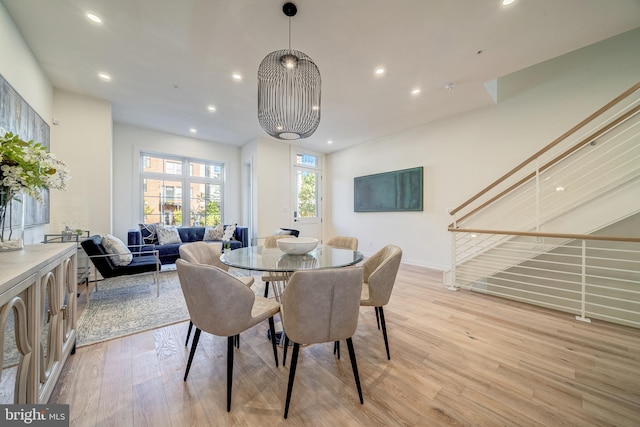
[297,172,317,217]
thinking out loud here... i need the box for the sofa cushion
[204,224,224,241]
[139,223,159,244]
[102,234,133,266]
[157,225,182,245]
[178,227,206,242]
[222,223,237,241]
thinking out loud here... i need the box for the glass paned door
[293,166,321,238]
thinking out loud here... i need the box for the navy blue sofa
[127,225,249,265]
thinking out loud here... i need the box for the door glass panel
[296,170,318,218]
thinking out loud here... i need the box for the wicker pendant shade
[257,3,321,140]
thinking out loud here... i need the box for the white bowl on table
[276,237,319,255]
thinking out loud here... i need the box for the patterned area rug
[77,271,187,347]
[77,269,264,347]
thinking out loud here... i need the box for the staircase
[446,82,640,328]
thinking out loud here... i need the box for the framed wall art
[354,166,423,212]
[0,72,51,227]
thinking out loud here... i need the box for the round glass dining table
[221,244,364,301]
[220,244,364,273]
[221,244,364,344]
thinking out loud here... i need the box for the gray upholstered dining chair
[279,267,365,419]
[175,259,280,412]
[179,242,255,346]
[326,235,359,251]
[326,236,359,359]
[261,235,292,298]
[360,244,402,360]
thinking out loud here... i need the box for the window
[141,153,224,226]
[296,153,318,168]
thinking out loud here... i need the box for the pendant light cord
[288,17,292,50]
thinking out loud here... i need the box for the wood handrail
[449,81,640,217]
[448,103,640,227]
[448,227,640,243]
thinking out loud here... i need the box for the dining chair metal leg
[263,281,270,297]
[185,321,193,346]
[184,328,201,381]
[282,334,290,366]
[378,306,391,360]
[234,334,240,349]
[227,336,234,412]
[346,337,364,404]
[333,341,340,359]
[283,342,300,419]
[268,317,279,367]
[375,307,380,330]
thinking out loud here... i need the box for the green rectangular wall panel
[354,167,423,212]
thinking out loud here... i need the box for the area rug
[77,269,265,347]
[76,271,188,347]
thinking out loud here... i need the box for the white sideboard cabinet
[0,243,77,403]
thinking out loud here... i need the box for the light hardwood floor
[50,264,640,426]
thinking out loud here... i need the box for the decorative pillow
[203,224,224,241]
[102,234,133,266]
[139,223,159,244]
[156,225,182,245]
[222,223,237,241]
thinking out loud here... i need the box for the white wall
[241,137,293,242]
[51,89,112,236]
[326,28,640,271]
[241,139,258,242]
[112,123,244,241]
[256,138,292,239]
[0,4,53,244]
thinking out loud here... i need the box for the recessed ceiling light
[232,73,242,81]
[555,186,565,192]
[502,0,516,6]
[411,88,421,95]
[375,67,385,76]
[86,13,102,24]
[189,128,197,134]
[327,140,333,145]
[98,72,111,81]
[207,105,216,112]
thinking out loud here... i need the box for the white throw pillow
[222,223,237,241]
[102,234,133,266]
[156,225,182,245]
[203,224,224,241]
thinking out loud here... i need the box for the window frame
[140,151,225,227]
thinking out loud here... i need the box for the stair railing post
[448,230,458,291]
[575,239,592,323]
[447,213,458,291]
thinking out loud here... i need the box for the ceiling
[3,0,640,154]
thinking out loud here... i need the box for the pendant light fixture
[257,2,321,140]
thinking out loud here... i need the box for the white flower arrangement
[0,131,71,203]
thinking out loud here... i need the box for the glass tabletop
[220,244,364,272]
